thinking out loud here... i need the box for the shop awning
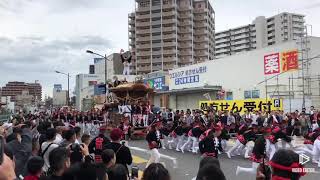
[155,85,222,95]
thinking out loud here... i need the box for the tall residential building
[1,81,42,102]
[215,12,305,58]
[129,0,215,75]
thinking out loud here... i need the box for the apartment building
[1,81,42,102]
[215,12,305,58]
[129,0,215,75]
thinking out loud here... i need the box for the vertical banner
[281,50,299,72]
[264,53,280,75]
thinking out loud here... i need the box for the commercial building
[166,37,320,111]
[215,12,305,58]
[52,84,67,107]
[75,74,104,111]
[0,81,42,102]
[129,0,215,74]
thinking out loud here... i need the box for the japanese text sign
[199,98,283,114]
[281,50,298,72]
[169,66,207,85]
[264,53,280,75]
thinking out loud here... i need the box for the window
[226,92,233,100]
[244,90,252,99]
[252,90,260,98]
[198,4,201,8]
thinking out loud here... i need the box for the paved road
[127,140,319,180]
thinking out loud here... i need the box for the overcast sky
[0,0,319,98]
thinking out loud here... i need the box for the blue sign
[170,66,207,85]
[94,84,106,95]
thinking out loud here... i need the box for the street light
[55,70,70,106]
[86,49,111,84]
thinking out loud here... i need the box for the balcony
[152,27,161,33]
[194,37,209,42]
[129,26,135,32]
[179,35,192,41]
[136,44,151,49]
[163,26,177,32]
[194,51,209,57]
[194,15,207,21]
[162,19,176,24]
[163,34,176,40]
[128,13,135,18]
[128,19,135,25]
[234,33,249,40]
[152,42,162,48]
[136,36,150,42]
[164,64,174,70]
[162,4,177,9]
[136,29,151,34]
[136,51,151,57]
[152,66,162,71]
[136,14,150,20]
[136,21,150,27]
[137,59,150,64]
[152,35,162,40]
[179,51,192,56]
[194,22,207,28]
[194,44,209,50]
[162,11,176,17]
[152,51,162,56]
[137,66,151,72]
[152,58,162,63]
[179,43,192,48]
[194,29,208,35]
[178,14,192,19]
[215,48,229,53]
[178,6,192,12]
[136,6,150,12]
[151,13,161,18]
[178,28,191,33]
[194,9,208,14]
[151,20,161,26]
[163,42,176,47]
[163,57,177,62]
[179,21,193,26]
[163,49,176,55]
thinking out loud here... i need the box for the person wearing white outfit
[146,121,162,168]
[180,124,204,154]
[236,130,269,177]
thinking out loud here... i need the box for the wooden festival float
[106,80,154,139]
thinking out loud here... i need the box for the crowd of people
[0,105,319,180]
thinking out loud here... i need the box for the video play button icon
[299,154,310,165]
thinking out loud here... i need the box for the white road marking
[129,146,178,168]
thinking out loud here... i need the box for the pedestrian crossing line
[132,155,148,164]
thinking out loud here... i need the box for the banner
[264,49,299,75]
[264,53,280,75]
[281,50,298,72]
[199,98,283,113]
